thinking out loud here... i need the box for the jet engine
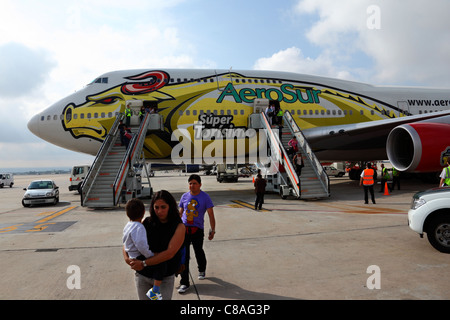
[387,117,450,172]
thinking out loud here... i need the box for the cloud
[253,47,353,80]
[0,42,56,98]
[293,0,450,86]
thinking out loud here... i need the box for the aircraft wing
[303,110,450,161]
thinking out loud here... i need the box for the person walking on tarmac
[360,163,376,204]
[254,174,267,210]
[379,164,392,193]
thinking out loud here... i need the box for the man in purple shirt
[177,174,216,293]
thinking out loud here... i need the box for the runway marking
[230,200,271,212]
[0,206,78,234]
[316,202,407,215]
[36,206,77,223]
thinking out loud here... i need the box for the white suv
[408,187,450,253]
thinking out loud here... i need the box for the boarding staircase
[252,110,330,200]
[81,112,154,208]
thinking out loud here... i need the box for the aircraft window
[360,110,364,115]
[332,110,336,115]
[108,112,112,117]
[210,79,214,83]
[74,114,78,120]
[235,79,240,83]
[53,115,57,120]
[101,112,106,118]
[177,78,181,82]
[254,80,258,83]
[297,110,301,115]
[102,77,108,83]
[40,116,44,121]
[234,110,237,115]
[94,113,98,118]
[47,115,51,121]
[87,113,91,119]
[242,79,246,83]
[186,110,190,116]
[370,110,374,115]
[193,110,197,115]
[213,110,217,115]
[220,110,224,115]
[227,110,231,115]
[80,113,85,119]
[240,110,244,115]
[338,110,342,115]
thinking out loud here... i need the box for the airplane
[27,68,450,177]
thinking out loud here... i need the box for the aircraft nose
[27,113,41,137]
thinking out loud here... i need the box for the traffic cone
[384,182,390,195]
[252,176,255,183]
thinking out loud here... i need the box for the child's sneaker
[146,288,162,300]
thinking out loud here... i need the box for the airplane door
[397,101,410,116]
[215,69,233,91]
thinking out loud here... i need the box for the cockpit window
[89,77,109,85]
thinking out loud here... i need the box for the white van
[0,173,14,188]
[69,165,90,193]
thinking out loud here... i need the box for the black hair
[125,198,145,221]
[149,190,180,223]
[188,174,201,184]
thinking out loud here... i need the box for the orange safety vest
[362,168,374,186]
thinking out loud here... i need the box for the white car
[22,180,59,207]
[324,166,345,177]
[408,187,450,253]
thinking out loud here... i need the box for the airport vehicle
[408,187,450,253]
[324,166,345,177]
[0,173,14,188]
[22,180,59,207]
[216,164,239,182]
[26,69,450,204]
[69,165,90,192]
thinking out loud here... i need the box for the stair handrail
[283,111,330,197]
[259,112,300,197]
[81,113,124,206]
[112,112,152,205]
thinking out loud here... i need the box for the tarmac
[0,171,449,301]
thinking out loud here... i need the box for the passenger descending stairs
[81,113,152,208]
[258,111,330,200]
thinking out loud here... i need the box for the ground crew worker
[392,167,400,191]
[360,163,376,204]
[439,158,450,187]
[379,164,391,193]
[125,103,132,127]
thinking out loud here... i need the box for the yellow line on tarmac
[36,206,77,223]
[231,200,271,212]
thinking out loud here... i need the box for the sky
[1,0,450,169]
